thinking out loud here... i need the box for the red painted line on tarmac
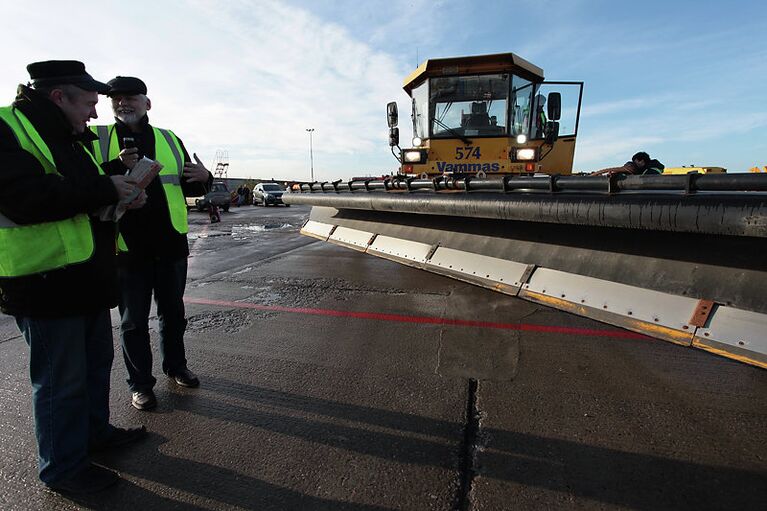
[184,297,649,340]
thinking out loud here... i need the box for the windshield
[211,183,227,192]
[261,184,281,191]
[429,74,509,137]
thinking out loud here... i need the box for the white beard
[116,112,139,125]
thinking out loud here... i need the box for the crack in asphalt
[456,378,482,511]
[0,334,23,345]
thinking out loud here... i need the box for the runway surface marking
[185,297,649,340]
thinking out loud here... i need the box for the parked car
[186,181,231,212]
[252,182,289,207]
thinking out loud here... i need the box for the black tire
[223,205,229,212]
[284,204,291,207]
[196,199,205,212]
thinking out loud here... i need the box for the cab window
[534,83,583,138]
[510,77,533,138]
[411,81,429,140]
[429,74,509,137]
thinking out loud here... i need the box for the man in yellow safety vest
[91,76,212,412]
[0,60,148,494]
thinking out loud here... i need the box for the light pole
[306,128,315,182]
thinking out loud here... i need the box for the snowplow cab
[390,52,583,177]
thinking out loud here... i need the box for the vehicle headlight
[516,134,527,144]
[511,147,537,161]
[412,137,423,147]
[403,149,427,163]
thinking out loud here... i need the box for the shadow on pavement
[202,374,461,439]
[46,478,210,511]
[188,375,766,511]
[91,434,391,511]
[483,430,767,511]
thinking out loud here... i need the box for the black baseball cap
[106,76,147,96]
[27,60,109,94]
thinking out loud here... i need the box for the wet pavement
[1,204,765,510]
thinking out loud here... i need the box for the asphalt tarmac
[1,204,765,510]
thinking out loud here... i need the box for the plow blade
[285,176,767,369]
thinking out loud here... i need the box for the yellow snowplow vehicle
[663,166,726,175]
[285,52,767,370]
[386,52,583,177]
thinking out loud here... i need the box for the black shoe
[90,425,148,452]
[131,390,157,410]
[169,368,199,388]
[45,463,119,495]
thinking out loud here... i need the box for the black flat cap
[27,60,109,94]
[106,76,147,96]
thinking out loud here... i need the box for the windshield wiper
[432,117,472,145]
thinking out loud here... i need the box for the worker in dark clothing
[591,151,665,176]
[91,76,212,411]
[0,61,147,494]
[629,151,664,174]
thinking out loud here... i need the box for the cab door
[533,82,584,174]
[533,82,584,140]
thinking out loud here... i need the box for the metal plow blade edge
[288,184,767,370]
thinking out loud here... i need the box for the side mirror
[386,102,398,128]
[545,121,559,144]
[389,127,399,147]
[547,92,561,121]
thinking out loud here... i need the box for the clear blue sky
[2,0,765,178]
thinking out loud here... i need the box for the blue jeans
[15,310,114,484]
[119,257,188,392]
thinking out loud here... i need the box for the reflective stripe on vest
[90,124,189,252]
[0,106,96,277]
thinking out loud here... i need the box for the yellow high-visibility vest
[0,106,100,277]
[90,124,188,251]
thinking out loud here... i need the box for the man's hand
[183,153,211,183]
[110,175,138,201]
[119,147,139,170]
[126,190,147,210]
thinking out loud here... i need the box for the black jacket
[624,159,665,175]
[100,116,210,265]
[0,85,120,317]
[644,159,665,174]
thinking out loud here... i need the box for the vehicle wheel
[223,205,230,212]
[196,200,205,212]
[284,204,291,207]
